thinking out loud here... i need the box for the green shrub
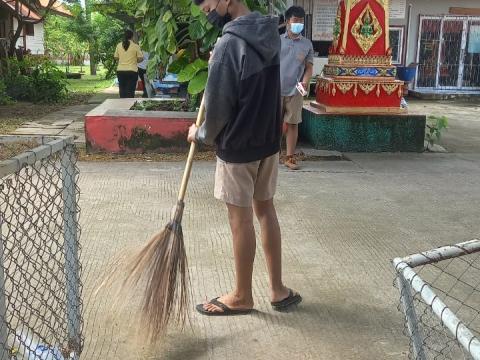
[3,56,67,103]
[0,80,14,105]
[5,75,32,101]
[425,115,448,150]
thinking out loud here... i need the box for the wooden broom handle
[177,96,206,202]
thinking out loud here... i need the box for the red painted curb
[85,115,195,153]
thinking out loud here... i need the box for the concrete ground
[7,95,479,358]
[409,100,480,153]
[78,118,480,359]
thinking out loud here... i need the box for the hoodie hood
[223,12,280,61]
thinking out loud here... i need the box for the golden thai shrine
[301,0,426,152]
[312,0,405,113]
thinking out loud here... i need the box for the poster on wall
[312,0,338,41]
[389,0,406,19]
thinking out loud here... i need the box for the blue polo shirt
[280,33,314,96]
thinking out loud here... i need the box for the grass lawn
[57,65,114,94]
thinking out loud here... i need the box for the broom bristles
[98,203,190,342]
[125,219,190,340]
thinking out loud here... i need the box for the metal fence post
[397,271,426,360]
[61,144,81,357]
[0,218,8,360]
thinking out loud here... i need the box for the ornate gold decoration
[342,0,351,50]
[376,84,381,97]
[337,83,354,94]
[359,83,376,94]
[382,83,398,95]
[332,6,342,50]
[375,0,385,8]
[351,0,363,8]
[328,54,392,66]
[332,85,337,96]
[351,4,383,54]
[354,83,358,97]
[316,78,331,94]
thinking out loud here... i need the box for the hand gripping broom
[122,96,206,339]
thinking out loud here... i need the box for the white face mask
[290,23,304,34]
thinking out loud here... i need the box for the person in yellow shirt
[114,29,143,98]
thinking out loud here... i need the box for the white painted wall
[28,22,45,55]
[12,18,45,54]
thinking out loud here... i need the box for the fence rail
[0,136,82,360]
[393,240,480,360]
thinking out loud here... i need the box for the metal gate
[415,15,480,90]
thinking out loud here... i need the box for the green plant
[0,80,14,105]
[138,0,286,95]
[130,98,198,112]
[425,115,448,150]
[94,14,125,79]
[44,12,89,72]
[3,56,68,103]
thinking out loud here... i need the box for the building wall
[390,0,480,65]
[28,22,44,54]
[12,18,44,54]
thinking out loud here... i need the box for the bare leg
[201,203,255,313]
[253,199,290,302]
[285,123,298,157]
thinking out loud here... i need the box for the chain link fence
[393,240,480,360]
[0,136,82,360]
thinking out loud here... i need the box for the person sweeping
[188,0,302,315]
[113,0,301,339]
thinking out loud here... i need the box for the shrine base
[300,104,426,152]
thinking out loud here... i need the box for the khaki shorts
[282,92,304,125]
[214,153,279,207]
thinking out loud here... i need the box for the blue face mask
[290,23,304,35]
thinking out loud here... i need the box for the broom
[121,96,206,340]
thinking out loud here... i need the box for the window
[389,26,404,65]
[24,23,34,36]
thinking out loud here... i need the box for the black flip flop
[271,289,302,311]
[196,297,253,316]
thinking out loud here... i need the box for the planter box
[85,98,197,154]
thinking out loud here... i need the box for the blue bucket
[397,66,417,82]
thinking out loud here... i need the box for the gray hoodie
[196,12,282,163]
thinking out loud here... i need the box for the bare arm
[302,62,313,90]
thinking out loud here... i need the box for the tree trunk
[8,18,24,57]
[85,0,96,75]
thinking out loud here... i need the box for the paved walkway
[9,86,121,144]
[80,153,480,359]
